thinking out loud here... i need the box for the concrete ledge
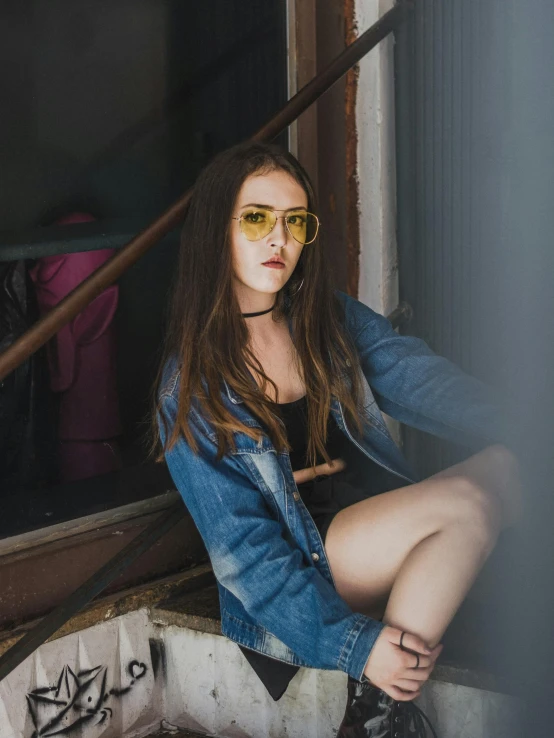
[149,727,207,737]
[0,563,513,699]
[0,572,519,738]
[152,583,513,697]
[152,584,222,637]
[431,663,505,694]
[0,562,215,658]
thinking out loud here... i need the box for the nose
[267,215,288,249]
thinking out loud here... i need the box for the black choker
[242,302,276,318]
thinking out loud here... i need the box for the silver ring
[414,653,420,669]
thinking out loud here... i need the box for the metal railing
[0,2,409,382]
[0,2,412,682]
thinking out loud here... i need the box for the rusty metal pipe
[0,2,410,381]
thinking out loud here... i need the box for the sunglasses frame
[232,207,320,245]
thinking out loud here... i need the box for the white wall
[355,0,398,316]
[0,608,517,738]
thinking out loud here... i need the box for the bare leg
[324,444,521,648]
[381,520,494,648]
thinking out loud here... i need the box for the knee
[481,444,520,480]
[476,444,524,527]
[447,476,502,548]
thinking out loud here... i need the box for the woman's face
[230,169,308,305]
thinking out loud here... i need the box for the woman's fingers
[395,678,425,692]
[386,685,421,702]
[400,651,433,670]
[363,627,442,700]
[392,629,432,655]
[403,665,433,682]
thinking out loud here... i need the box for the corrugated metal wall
[394,0,554,706]
[395,0,502,477]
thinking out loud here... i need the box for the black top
[269,393,407,501]
[270,394,344,471]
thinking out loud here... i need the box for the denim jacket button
[293,491,301,501]
[311,552,320,562]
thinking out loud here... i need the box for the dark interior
[0,0,288,537]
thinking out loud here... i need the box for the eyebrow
[239,203,307,211]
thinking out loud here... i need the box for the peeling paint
[344,0,361,298]
[149,638,167,681]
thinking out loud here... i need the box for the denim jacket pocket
[240,451,287,522]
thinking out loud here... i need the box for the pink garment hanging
[30,213,122,482]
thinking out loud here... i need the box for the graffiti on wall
[26,660,148,737]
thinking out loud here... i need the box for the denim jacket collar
[223,379,243,405]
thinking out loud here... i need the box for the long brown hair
[153,141,366,467]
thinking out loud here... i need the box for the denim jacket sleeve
[159,393,385,680]
[339,292,510,450]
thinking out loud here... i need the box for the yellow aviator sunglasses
[232,207,320,245]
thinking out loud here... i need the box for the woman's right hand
[363,626,443,701]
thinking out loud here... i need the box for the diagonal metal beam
[0,2,411,382]
[0,502,185,682]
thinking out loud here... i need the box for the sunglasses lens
[286,211,318,244]
[238,208,319,244]
[240,208,275,241]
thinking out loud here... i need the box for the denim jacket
[158,291,506,682]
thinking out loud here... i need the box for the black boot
[336,676,438,737]
[336,676,392,737]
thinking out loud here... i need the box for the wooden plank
[0,502,185,681]
[0,490,180,559]
[0,563,215,657]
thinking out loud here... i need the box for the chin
[251,276,289,293]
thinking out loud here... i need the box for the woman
[154,141,520,737]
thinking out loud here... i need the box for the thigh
[323,478,446,613]
[323,445,508,614]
